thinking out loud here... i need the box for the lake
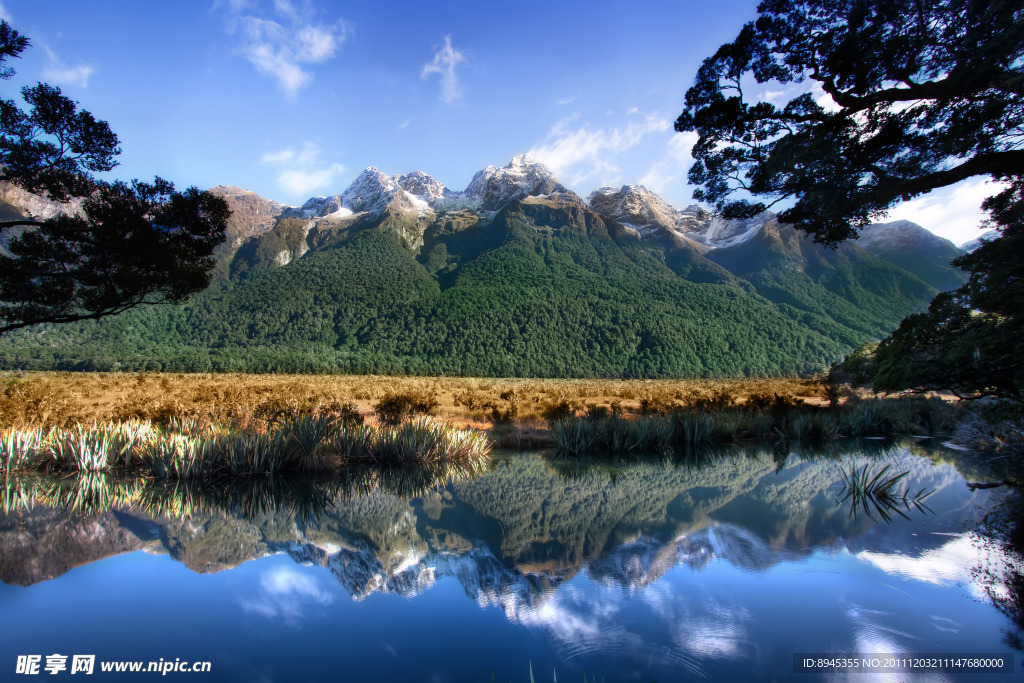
[1,442,1020,682]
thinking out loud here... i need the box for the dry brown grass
[0,371,824,429]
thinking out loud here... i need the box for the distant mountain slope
[856,220,967,291]
[706,219,938,346]
[0,158,955,377]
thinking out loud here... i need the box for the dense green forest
[0,198,945,378]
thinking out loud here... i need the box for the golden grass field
[0,371,826,429]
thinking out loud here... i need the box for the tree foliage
[0,20,228,334]
[0,178,230,333]
[676,0,1023,244]
[679,0,1023,399]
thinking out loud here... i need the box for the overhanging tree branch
[0,20,229,335]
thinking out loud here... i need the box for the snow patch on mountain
[858,220,962,254]
[303,155,573,220]
[337,167,434,218]
[960,229,1001,253]
[588,185,680,235]
[695,214,773,248]
[285,194,346,219]
[585,185,679,233]
[586,184,768,249]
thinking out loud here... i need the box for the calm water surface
[1,443,1020,682]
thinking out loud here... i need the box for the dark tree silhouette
[676,0,1022,244]
[0,20,228,334]
[677,0,1023,399]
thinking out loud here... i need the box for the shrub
[483,389,520,423]
[540,399,575,422]
[375,392,438,425]
[638,395,676,416]
[687,389,736,411]
[322,400,363,426]
[745,392,803,413]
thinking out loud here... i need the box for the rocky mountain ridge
[0,154,969,270]
[213,155,969,266]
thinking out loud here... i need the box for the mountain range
[0,155,969,377]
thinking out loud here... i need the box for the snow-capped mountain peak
[341,167,399,214]
[459,155,571,211]
[307,167,447,219]
[396,170,449,205]
[587,184,680,235]
[285,155,579,222]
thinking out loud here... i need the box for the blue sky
[0,0,995,244]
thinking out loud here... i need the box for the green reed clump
[49,424,116,471]
[369,416,490,468]
[327,422,373,458]
[672,413,715,445]
[549,417,599,454]
[546,395,961,455]
[551,415,671,454]
[281,413,336,473]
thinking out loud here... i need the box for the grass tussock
[0,413,490,479]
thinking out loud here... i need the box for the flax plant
[836,462,935,523]
[0,426,49,471]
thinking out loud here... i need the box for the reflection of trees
[0,444,992,601]
[973,495,1024,651]
[2,462,478,521]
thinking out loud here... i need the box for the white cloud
[856,534,987,598]
[0,4,11,22]
[886,177,1007,246]
[421,35,466,105]
[221,0,347,99]
[42,64,94,88]
[38,43,93,88]
[258,147,298,165]
[397,118,413,131]
[260,141,344,196]
[555,96,576,106]
[638,131,698,197]
[528,112,670,187]
[239,565,334,624]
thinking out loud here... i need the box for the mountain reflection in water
[0,443,1019,682]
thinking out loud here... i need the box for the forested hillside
[0,189,947,378]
